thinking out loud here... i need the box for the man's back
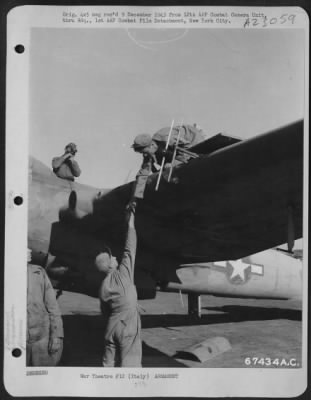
[100,269,138,315]
[99,219,138,336]
[153,124,205,148]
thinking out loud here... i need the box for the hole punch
[15,44,25,54]
[12,348,22,358]
[14,196,23,206]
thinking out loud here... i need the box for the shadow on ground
[59,315,186,367]
[58,306,300,366]
[141,305,301,329]
[142,342,186,368]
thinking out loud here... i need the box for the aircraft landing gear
[287,205,295,253]
[188,293,201,318]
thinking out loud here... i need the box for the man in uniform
[95,205,141,367]
[52,142,81,181]
[132,124,205,163]
[27,249,64,366]
[131,124,205,198]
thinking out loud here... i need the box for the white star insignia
[228,259,250,282]
[214,259,264,284]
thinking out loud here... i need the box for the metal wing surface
[64,120,304,263]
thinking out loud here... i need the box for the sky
[29,27,305,188]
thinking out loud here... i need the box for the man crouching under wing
[94,204,141,367]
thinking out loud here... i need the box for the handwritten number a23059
[244,14,296,28]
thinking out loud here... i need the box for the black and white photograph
[4,5,308,397]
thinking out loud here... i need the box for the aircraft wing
[61,120,303,263]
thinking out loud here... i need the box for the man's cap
[65,142,77,151]
[131,134,152,150]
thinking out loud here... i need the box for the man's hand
[125,201,136,228]
[153,162,161,171]
[126,200,136,214]
[48,337,63,354]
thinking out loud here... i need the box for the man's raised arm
[52,153,71,170]
[69,158,82,177]
[119,207,137,282]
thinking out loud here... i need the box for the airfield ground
[58,291,302,368]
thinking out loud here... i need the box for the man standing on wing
[52,142,81,181]
[132,123,205,166]
[131,124,205,198]
[95,204,141,367]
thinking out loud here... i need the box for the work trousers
[26,337,63,366]
[103,314,142,367]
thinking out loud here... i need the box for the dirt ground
[58,291,302,368]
